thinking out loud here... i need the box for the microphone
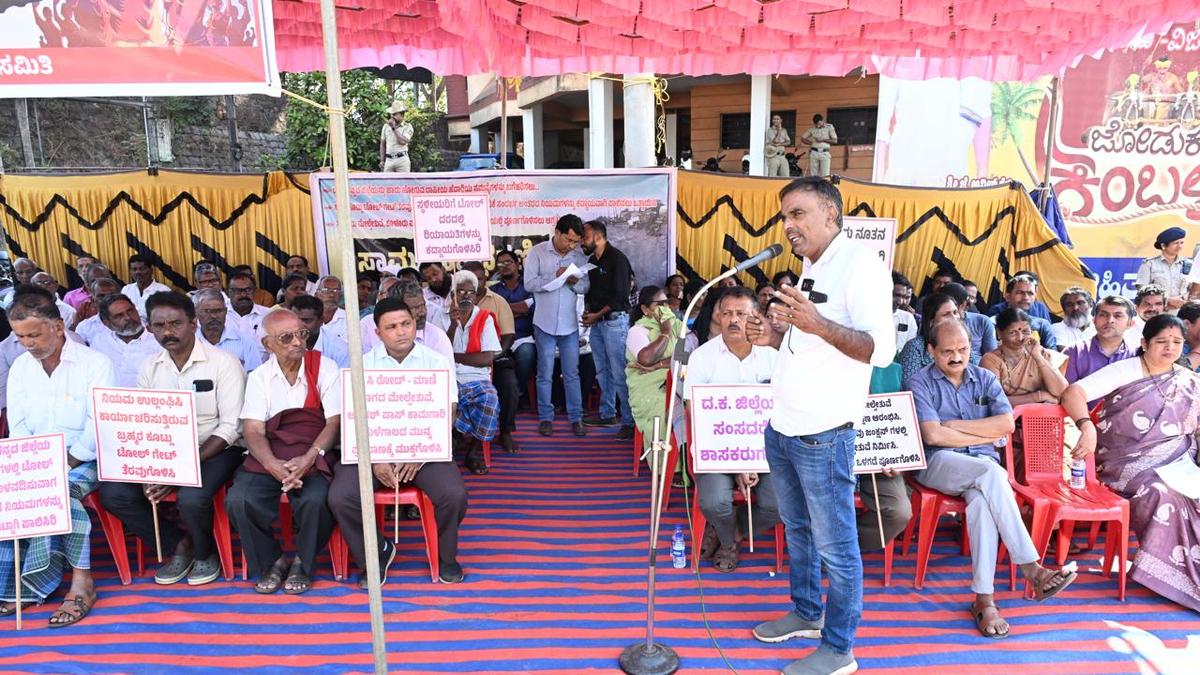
[733,244,785,273]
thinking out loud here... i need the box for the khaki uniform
[1136,254,1190,299]
[765,128,791,177]
[802,123,837,177]
[381,121,414,172]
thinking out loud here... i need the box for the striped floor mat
[0,414,1194,674]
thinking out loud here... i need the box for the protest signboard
[411,193,492,263]
[854,392,925,475]
[843,216,898,272]
[689,384,772,474]
[93,388,202,488]
[341,369,454,464]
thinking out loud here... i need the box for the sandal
[971,600,1010,639]
[283,558,312,595]
[254,557,289,595]
[712,542,739,573]
[1029,565,1077,602]
[698,523,720,561]
[48,594,94,629]
[0,600,31,616]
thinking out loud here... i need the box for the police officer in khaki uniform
[1137,226,1190,312]
[379,102,414,172]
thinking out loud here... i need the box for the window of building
[825,106,878,145]
[719,111,796,148]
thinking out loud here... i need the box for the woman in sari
[626,286,684,456]
[1063,314,1200,612]
[981,308,1069,405]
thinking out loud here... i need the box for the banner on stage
[310,168,675,290]
[411,193,492,263]
[854,392,925,475]
[92,388,201,487]
[689,384,771,474]
[843,217,897,272]
[0,433,71,540]
[0,0,280,97]
[341,369,454,464]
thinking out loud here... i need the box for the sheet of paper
[542,262,595,292]
[1154,458,1200,500]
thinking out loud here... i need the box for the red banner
[0,0,278,97]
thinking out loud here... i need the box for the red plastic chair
[901,475,1017,591]
[1004,403,1130,600]
[239,493,344,581]
[330,486,440,583]
[82,489,234,585]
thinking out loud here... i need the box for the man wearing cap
[1137,226,1189,312]
[379,103,413,173]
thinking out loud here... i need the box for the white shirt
[88,329,163,388]
[358,313,456,364]
[323,307,349,343]
[7,337,115,461]
[684,335,778,399]
[139,339,245,447]
[75,314,107,345]
[450,306,500,385]
[312,327,351,369]
[1074,357,1148,404]
[1125,317,1145,350]
[363,341,453,375]
[1050,321,1096,351]
[228,304,271,336]
[55,299,76,328]
[894,309,918,352]
[122,280,172,318]
[0,333,25,409]
[424,288,451,331]
[197,324,264,372]
[770,231,895,436]
[241,353,342,421]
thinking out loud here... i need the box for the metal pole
[1039,77,1060,211]
[225,95,243,172]
[318,2,389,673]
[499,76,508,169]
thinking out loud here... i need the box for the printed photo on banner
[689,384,771,474]
[411,193,493,263]
[341,369,454,464]
[842,216,897,272]
[854,392,925,475]
[92,388,202,488]
[0,433,72,540]
[310,169,675,290]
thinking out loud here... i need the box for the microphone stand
[619,267,736,675]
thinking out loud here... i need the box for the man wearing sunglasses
[226,309,340,596]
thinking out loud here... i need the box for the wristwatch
[311,445,326,457]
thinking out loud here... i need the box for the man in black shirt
[581,220,635,438]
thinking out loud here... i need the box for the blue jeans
[764,423,862,655]
[588,313,632,425]
[513,341,537,396]
[535,326,582,422]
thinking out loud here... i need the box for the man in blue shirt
[524,214,590,437]
[909,319,1075,639]
[941,282,997,357]
[987,273,1053,321]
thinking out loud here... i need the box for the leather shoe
[572,421,587,437]
[538,421,553,436]
[616,425,635,440]
[440,560,465,584]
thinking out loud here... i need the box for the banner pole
[1039,77,1060,211]
[13,538,20,631]
[394,480,400,545]
[870,473,886,550]
[318,1,388,672]
[745,485,753,553]
[151,500,163,562]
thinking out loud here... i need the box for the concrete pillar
[665,113,678,165]
[582,126,590,167]
[623,73,656,168]
[587,78,614,168]
[469,126,486,154]
[521,104,544,170]
[748,75,770,176]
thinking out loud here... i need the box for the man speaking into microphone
[747,177,893,675]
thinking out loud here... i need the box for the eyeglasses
[650,298,668,306]
[272,328,310,345]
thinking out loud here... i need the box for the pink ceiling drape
[272,0,1200,80]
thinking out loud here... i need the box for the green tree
[282,71,446,171]
[990,82,1046,183]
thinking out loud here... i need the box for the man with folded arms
[909,318,1076,639]
[100,291,246,586]
[225,309,340,595]
[0,287,113,627]
[327,298,469,586]
[684,287,780,573]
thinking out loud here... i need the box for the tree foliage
[282,70,445,171]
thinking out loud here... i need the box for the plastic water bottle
[671,525,687,569]
[1069,458,1086,490]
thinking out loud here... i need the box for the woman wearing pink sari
[1063,315,1200,612]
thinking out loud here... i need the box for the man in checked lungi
[446,271,502,476]
[0,286,115,627]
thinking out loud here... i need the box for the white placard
[411,193,493,263]
[0,433,71,540]
[854,392,926,474]
[843,216,898,272]
[341,369,454,464]
[689,384,772,474]
[92,388,201,487]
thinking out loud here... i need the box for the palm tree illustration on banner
[991,82,1046,184]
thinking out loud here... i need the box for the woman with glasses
[980,308,1068,406]
[625,286,684,461]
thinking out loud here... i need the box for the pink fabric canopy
[273,0,1200,81]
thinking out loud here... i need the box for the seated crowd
[1,219,1198,637]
